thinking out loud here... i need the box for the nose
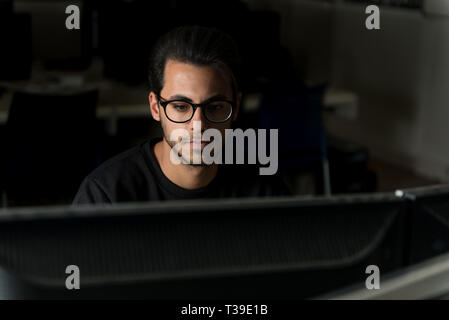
[189,106,207,130]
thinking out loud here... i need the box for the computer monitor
[0,12,32,81]
[0,194,406,299]
[318,249,449,300]
[0,0,12,13]
[402,184,449,264]
[13,0,91,70]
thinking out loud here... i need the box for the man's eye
[174,104,188,111]
[208,104,223,111]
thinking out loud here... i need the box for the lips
[190,141,209,148]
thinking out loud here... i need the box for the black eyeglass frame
[157,95,234,123]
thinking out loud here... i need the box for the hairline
[158,57,238,102]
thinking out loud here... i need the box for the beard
[163,132,209,167]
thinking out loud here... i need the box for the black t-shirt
[72,138,290,204]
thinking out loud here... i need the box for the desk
[0,80,150,136]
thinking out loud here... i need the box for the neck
[153,139,218,190]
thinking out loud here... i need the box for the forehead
[161,59,233,100]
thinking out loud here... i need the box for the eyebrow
[167,94,231,104]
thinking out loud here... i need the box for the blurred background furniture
[3,90,107,206]
[255,84,332,196]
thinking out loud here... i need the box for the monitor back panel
[0,196,406,299]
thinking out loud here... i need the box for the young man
[73,26,289,204]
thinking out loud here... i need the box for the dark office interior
[1,0,449,301]
[0,0,441,207]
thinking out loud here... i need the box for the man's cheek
[169,128,191,164]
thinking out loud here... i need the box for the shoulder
[87,143,146,183]
[72,142,152,204]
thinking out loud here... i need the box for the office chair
[4,90,101,206]
[258,84,331,195]
[0,12,32,81]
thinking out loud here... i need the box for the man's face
[149,59,240,165]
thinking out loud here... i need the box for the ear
[232,92,242,121]
[149,92,161,122]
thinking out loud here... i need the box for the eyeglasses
[157,95,234,123]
